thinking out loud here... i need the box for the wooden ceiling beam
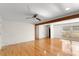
[35,13,79,26]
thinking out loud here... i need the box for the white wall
[50,18,79,39]
[0,24,2,49]
[38,25,49,39]
[2,21,35,46]
[0,17,2,49]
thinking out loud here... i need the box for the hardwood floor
[0,38,79,56]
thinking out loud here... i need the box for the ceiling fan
[25,5,41,21]
[26,14,41,21]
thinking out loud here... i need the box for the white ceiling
[0,3,79,24]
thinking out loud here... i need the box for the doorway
[35,24,51,40]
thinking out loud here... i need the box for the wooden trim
[35,25,39,40]
[35,14,79,26]
[35,25,37,40]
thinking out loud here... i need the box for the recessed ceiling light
[65,8,70,11]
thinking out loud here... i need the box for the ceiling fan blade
[36,18,41,21]
[26,17,32,19]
